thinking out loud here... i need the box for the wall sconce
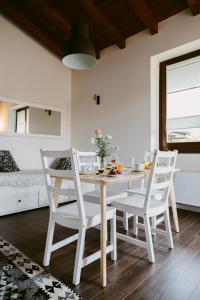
[45,109,52,116]
[94,94,100,105]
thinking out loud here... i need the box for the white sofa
[0,169,94,216]
[0,169,73,216]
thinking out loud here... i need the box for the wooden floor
[0,207,200,300]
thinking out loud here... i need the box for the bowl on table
[135,162,145,172]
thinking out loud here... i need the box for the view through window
[167,56,200,143]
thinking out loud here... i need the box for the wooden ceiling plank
[128,0,158,35]
[1,1,63,57]
[187,0,200,15]
[81,0,125,49]
[38,0,71,34]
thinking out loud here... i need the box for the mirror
[0,100,62,136]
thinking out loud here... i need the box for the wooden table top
[52,168,180,186]
[53,171,148,185]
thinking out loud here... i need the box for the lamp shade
[62,22,97,70]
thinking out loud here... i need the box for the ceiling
[1,0,200,59]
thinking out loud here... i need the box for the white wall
[0,15,71,169]
[72,9,200,170]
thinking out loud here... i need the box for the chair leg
[111,212,117,261]
[164,208,174,249]
[144,215,155,263]
[151,217,156,236]
[43,218,55,266]
[123,212,129,231]
[133,215,138,236]
[73,228,86,285]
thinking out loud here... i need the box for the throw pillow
[54,157,72,170]
[0,151,20,172]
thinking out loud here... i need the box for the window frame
[15,106,29,134]
[159,49,200,153]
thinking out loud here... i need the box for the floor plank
[0,207,199,300]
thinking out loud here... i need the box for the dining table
[53,169,179,288]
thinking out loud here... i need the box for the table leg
[55,177,62,208]
[100,184,107,287]
[128,181,132,189]
[122,181,133,231]
[170,181,179,233]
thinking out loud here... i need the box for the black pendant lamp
[62,21,97,70]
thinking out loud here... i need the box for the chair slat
[42,150,72,158]
[157,151,177,158]
[77,151,99,170]
[48,186,76,197]
[46,168,73,177]
[155,166,173,175]
[152,181,170,190]
[77,151,97,157]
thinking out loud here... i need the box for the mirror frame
[0,96,64,139]
[159,49,200,153]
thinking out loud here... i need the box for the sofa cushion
[0,151,20,173]
[54,157,72,170]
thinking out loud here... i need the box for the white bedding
[0,169,45,187]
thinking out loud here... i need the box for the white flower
[106,135,112,140]
[90,137,95,144]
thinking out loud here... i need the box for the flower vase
[100,157,106,169]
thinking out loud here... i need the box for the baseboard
[176,203,200,213]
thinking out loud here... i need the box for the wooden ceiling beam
[81,0,125,49]
[187,0,200,15]
[35,0,71,36]
[1,0,63,57]
[128,0,158,35]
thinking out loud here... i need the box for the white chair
[41,148,117,285]
[126,151,162,199]
[112,150,177,263]
[77,151,128,230]
[124,151,164,232]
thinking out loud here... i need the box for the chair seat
[83,190,128,204]
[125,188,163,200]
[112,195,166,217]
[54,201,115,228]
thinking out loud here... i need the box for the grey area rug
[0,237,81,299]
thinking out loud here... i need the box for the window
[159,50,200,153]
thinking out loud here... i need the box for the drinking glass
[111,154,118,167]
[131,157,135,168]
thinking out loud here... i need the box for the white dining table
[53,169,179,287]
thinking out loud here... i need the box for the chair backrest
[144,151,154,162]
[144,150,178,213]
[140,151,154,189]
[40,148,86,226]
[76,151,99,171]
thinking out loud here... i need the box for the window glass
[166,56,200,143]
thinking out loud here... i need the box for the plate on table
[124,167,134,172]
[107,172,125,177]
[107,174,123,177]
